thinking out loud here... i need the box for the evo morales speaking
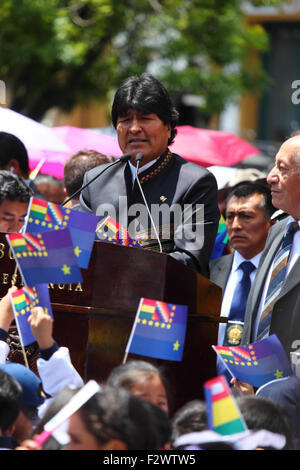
[80,73,219,276]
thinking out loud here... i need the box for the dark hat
[0,362,44,407]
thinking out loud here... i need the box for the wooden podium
[0,234,223,413]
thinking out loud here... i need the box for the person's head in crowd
[236,395,293,449]
[172,428,287,450]
[63,150,113,207]
[170,400,207,448]
[0,170,33,233]
[0,132,30,179]
[34,386,77,450]
[256,376,300,449]
[0,369,22,441]
[66,386,170,450]
[267,135,300,220]
[0,362,45,444]
[224,181,275,259]
[106,360,169,413]
[111,73,179,167]
[34,174,66,205]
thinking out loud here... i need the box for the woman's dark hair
[111,73,179,146]
[171,400,207,447]
[79,386,170,450]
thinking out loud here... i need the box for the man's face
[225,193,272,259]
[0,199,28,233]
[267,139,300,219]
[116,109,171,166]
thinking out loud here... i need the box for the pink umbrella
[52,125,122,156]
[170,125,260,167]
[37,125,122,179]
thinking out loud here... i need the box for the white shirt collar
[284,215,300,231]
[128,158,158,187]
[232,250,262,272]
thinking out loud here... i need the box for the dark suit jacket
[79,151,219,276]
[209,253,234,294]
[241,217,300,357]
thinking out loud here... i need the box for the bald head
[267,136,300,219]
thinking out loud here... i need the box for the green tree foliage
[0,0,283,121]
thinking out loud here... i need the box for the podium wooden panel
[0,234,223,413]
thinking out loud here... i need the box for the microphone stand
[135,153,162,253]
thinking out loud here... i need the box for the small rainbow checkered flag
[96,216,142,249]
[204,375,248,436]
[125,298,188,361]
[213,334,292,388]
[10,284,53,346]
[25,197,99,268]
[7,229,82,286]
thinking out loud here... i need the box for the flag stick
[11,263,18,287]
[14,310,30,370]
[9,277,30,369]
[122,352,128,364]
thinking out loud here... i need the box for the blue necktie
[223,261,255,346]
[256,221,298,341]
[217,261,255,382]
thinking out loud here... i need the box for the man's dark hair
[111,73,179,146]
[64,150,113,197]
[171,400,207,447]
[226,180,275,220]
[0,132,30,178]
[79,386,170,450]
[236,395,293,449]
[0,171,33,206]
[0,370,22,434]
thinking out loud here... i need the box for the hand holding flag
[9,284,53,347]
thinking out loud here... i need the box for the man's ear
[105,439,127,450]
[4,422,16,436]
[5,159,21,176]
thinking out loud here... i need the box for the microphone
[62,153,131,207]
[134,153,162,253]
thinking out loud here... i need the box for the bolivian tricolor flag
[204,375,247,436]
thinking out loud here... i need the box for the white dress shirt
[218,250,262,345]
[128,158,158,188]
[253,216,300,339]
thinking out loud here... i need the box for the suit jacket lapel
[242,223,284,343]
[210,254,233,294]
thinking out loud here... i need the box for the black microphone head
[135,152,144,163]
[119,153,131,162]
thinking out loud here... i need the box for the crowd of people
[0,72,300,451]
